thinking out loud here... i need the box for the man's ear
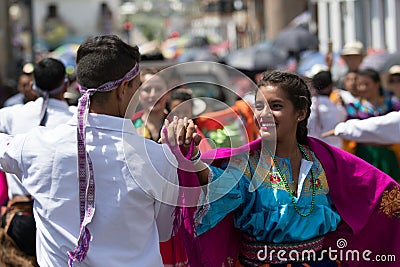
[116,80,129,100]
[28,81,39,97]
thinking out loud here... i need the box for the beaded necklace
[267,144,316,217]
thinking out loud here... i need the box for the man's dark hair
[34,57,66,91]
[76,35,140,89]
[312,71,332,92]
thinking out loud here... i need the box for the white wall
[33,0,121,38]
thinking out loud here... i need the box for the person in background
[3,63,38,107]
[323,67,400,171]
[331,70,359,105]
[132,67,170,142]
[324,66,400,172]
[329,70,360,154]
[167,88,206,119]
[345,68,399,180]
[340,40,365,72]
[167,87,211,153]
[63,73,81,106]
[0,57,75,266]
[42,4,69,51]
[387,65,400,111]
[0,35,178,266]
[0,75,15,108]
[308,69,346,148]
[98,2,114,35]
[333,40,365,102]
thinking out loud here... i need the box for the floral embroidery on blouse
[246,148,329,196]
[379,185,400,219]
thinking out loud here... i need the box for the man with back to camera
[307,68,347,148]
[0,35,178,266]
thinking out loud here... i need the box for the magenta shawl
[0,171,7,206]
[176,137,400,267]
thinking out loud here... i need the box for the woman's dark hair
[34,57,66,91]
[257,70,311,145]
[357,68,384,96]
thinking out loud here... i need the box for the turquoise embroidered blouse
[195,146,341,243]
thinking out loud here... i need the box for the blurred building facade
[195,0,307,49]
[312,0,400,53]
[1,0,400,83]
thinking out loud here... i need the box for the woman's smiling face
[139,74,169,112]
[255,84,303,143]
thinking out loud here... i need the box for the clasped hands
[159,116,202,158]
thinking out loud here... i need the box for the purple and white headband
[78,63,140,94]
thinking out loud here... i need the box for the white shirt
[0,97,76,135]
[0,113,179,266]
[0,97,76,198]
[338,89,358,105]
[334,111,400,144]
[308,95,347,148]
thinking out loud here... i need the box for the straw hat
[341,41,365,56]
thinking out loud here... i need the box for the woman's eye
[255,104,264,110]
[271,104,282,109]
[141,87,151,93]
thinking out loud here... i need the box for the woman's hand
[160,116,201,154]
[160,116,209,186]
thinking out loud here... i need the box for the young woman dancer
[162,70,399,267]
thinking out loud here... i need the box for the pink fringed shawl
[174,137,400,267]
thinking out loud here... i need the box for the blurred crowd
[0,33,399,266]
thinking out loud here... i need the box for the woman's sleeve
[195,156,250,236]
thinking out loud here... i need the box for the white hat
[389,65,400,75]
[305,64,329,78]
[341,41,365,56]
